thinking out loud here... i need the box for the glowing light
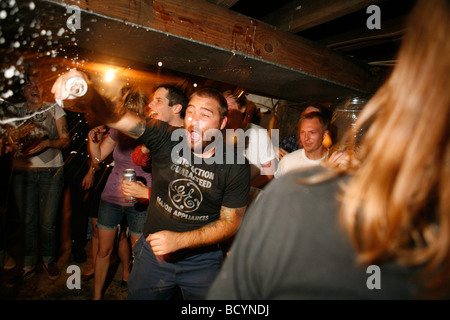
[193,83,198,88]
[157,61,163,67]
[105,69,115,82]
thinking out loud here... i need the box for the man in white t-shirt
[224,90,276,189]
[275,111,329,178]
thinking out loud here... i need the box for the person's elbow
[60,136,70,149]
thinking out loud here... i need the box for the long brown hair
[339,0,450,298]
[121,88,149,118]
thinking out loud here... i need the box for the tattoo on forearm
[220,207,235,224]
[235,206,246,217]
[129,121,146,138]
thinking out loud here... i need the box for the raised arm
[88,129,116,165]
[51,68,146,139]
[146,205,247,256]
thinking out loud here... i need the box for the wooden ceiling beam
[9,0,379,102]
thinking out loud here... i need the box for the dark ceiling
[226,0,417,67]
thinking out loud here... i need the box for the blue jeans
[128,236,223,300]
[12,167,65,266]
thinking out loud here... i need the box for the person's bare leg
[93,228,116,300]
[118,231,130,282]
[83,218,98,278]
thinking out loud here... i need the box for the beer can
[55,76,88,108]
[64,76,88,99]
[123,169,137,204]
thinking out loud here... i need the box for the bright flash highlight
[105,69,115,82]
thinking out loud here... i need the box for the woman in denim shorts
[88,88,151,300]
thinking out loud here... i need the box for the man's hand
[326,150,360,169]
[146,206,247,256]
[0,138,15,156]
[146,231,182,256]
[23,139,50,156]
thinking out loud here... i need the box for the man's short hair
[155,84,188,119]
[301,104,332,120]
[299,111,330,131]
[223,90,247,110]
[190,87,228,120]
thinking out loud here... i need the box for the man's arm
[250,158,275,188]
[85,88,146,139]
[51,115,70,149]
[52,69,146,139]
[146,205,247,256]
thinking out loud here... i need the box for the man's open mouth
[190,130,202,142]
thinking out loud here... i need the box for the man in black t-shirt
[52,73,250,299]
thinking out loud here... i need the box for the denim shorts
[97,199,148,237]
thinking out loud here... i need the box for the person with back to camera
[207,0,450,300]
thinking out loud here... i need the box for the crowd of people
[0,0,449,300]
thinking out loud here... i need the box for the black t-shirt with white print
[138,119,250,236]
